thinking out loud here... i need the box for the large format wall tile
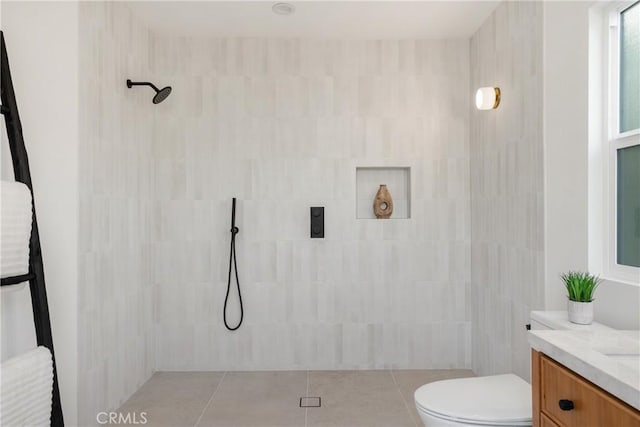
[78,5,476,416]
[469,1,544,380]
[78,2,156,424]
[150,37,472,371]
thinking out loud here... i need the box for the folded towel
[0,181,32,279]
[0,346,53,427]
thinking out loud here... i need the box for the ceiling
[126,1,500,39]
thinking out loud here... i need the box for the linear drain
[299,397,321,408]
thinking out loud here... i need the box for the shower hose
[224,197,243,331]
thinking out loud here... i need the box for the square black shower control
[310,207,324,238]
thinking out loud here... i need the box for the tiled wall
[469,1,545,380]
[150,37,472,370]
[78,3,155,423]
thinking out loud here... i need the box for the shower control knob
[310,207,324,238]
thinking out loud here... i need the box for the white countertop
[530,310,614,332]
[529,328,640,411]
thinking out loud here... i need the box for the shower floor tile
[116,369,474,427]
[197,371,307,427]
[306,370,414,427]
[117,372,225,427]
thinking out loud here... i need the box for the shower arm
[126,79,160,92]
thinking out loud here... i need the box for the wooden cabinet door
[541,413,561,427]
[540,355,640,427]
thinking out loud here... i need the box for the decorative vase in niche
[373,184,393,219]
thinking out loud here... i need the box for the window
[619,2,640,133]
[617,145,640,267]
[607,1,640,280]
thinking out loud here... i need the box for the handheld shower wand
[224,198,243,331]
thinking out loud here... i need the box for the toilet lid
[414,374,532,424]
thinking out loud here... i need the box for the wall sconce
[475,87,501,110]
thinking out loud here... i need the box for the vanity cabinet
[532,350,640,427]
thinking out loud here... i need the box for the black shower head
[126,79,172,104]
[153,86,172,104]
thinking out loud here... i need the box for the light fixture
[272,2,295,15]
[475,87,501,110]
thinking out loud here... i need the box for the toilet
[414,374,532,426]
[413,311,595,426]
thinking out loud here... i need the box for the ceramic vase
[373,184,393,219]
[567,300,594,325]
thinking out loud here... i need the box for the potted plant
[561,271,602,325]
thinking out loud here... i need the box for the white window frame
[603,0,640,284]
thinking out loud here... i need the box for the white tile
[80,21,474,392]
[470,1,544,379]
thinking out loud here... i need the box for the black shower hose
[224,202,243,331]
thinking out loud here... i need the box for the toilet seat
[415,404,530,426]
[414,374,532,426]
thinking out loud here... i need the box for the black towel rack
[0,31,64,426]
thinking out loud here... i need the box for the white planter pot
[567,300,594,325]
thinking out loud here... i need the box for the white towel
[0,346,53,427]
[0,181,32,279]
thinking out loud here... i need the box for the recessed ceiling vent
[272,2,295,15]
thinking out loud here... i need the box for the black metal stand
[0,31,64,427]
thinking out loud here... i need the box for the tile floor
[117,369,473,427]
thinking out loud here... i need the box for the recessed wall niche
[356,167,411,219]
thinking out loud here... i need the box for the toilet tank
[530,310,613,331]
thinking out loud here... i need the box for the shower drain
[299,397,321,408]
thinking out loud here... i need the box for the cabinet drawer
[541,413,561,427]
[540,355,640,427]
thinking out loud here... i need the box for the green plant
[561,271,601,302]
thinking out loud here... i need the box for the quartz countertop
[529,328,640,411]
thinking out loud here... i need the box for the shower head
[126,79,172,104]
[153,86,172,104]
